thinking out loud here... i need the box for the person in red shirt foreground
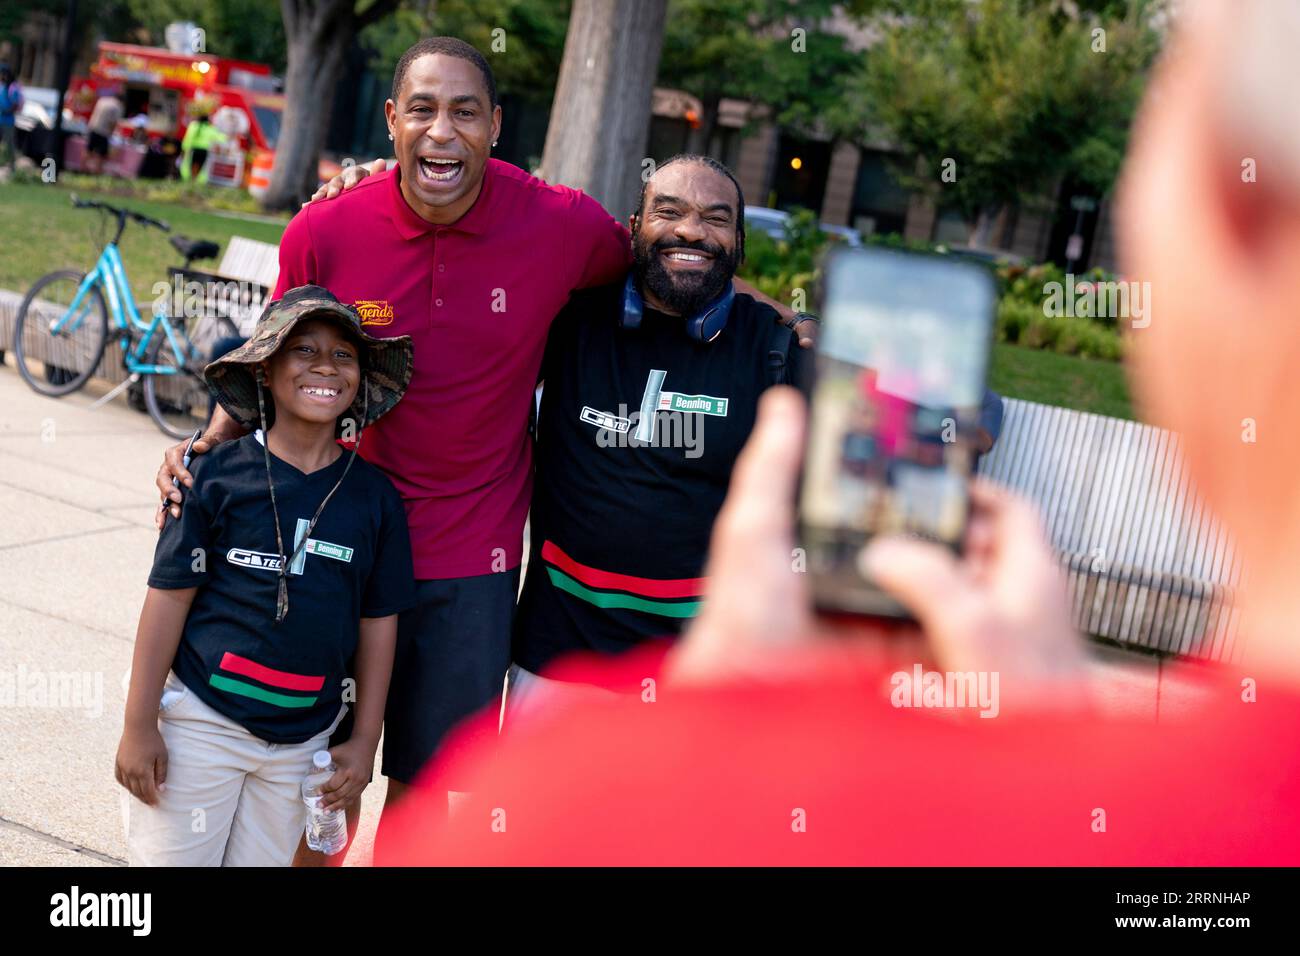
[378,0,1300,865]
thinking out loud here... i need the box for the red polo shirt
[273,160,631,578]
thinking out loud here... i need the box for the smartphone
[798,246,997,619]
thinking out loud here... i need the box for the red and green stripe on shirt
[541,540,704,618]
[208,651,324,709]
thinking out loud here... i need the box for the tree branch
[355,0,402,30]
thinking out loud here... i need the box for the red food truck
[65,41,285,188]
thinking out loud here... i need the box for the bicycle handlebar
[69,193,170,232]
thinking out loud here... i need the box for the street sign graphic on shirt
[633,369,729,443]
[226,517,354,576]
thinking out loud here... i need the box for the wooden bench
[168,236,280,355]
[977,398,1242,663]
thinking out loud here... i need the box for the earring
[492,141,497,148]
[388,133,394,141]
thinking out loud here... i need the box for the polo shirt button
[435,298,443,306]
[438,264,445,272]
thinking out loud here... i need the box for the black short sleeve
[540,293,585,385]
[147,469,213,589]
[361,479,416,618]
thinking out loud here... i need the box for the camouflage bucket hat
[203,284,414,431]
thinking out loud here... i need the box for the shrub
[1021,314,1123,360]
[737,207,838,304]
[996,299,1038,344]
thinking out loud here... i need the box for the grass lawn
[989,341,1134,420]
[0,179,288,305]
[0,179,1135,421]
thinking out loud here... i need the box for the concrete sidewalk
[0,359,389,866]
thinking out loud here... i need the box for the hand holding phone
[799,247,996,619]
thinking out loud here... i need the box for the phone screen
[799,246,996,616]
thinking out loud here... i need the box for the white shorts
[123,672,344,867]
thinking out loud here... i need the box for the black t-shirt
[513,281,792,673]
[148,433,416,744]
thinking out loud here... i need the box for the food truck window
[124,86,150,117]
[149,88,179,131]
[251,105,281,149]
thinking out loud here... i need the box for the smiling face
[262,319,362,430]
[384,53,502,225]
[632,162,742,316]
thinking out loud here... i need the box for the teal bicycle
[12,195,234,439]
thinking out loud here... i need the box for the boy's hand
[319,738,376,812]
[115,725,168,807]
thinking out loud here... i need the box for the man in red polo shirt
[153,37,633,861]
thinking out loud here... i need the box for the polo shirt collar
[386,159,497,240]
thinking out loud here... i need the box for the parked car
[14,86,60,134]
[743,205,863,246]
[938,245,1027,269]
[12,86,88,162]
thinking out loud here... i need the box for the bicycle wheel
[12,270,110,396]
[142,332,211,441]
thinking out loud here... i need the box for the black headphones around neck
[620,273,735,343]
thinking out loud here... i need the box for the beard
[632,231,740,317]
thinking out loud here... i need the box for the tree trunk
[539,0,669,219]
[968,203,1005,248]
[685,91,721,157]
[262,0,397,211]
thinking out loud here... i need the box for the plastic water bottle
[302,750,347,855]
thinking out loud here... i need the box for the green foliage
[998,297,1122,361]
[360,0,572,105]
[736,204,1124,362]
[736,207,837,303]
[123,0,287,70]
[53,171,284,217]
[998,262,1122,332]
[995,298,1038,345]
[659,0,864,138]
[840,0,1163,235]
[1022,313,1123,360]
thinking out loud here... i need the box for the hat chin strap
[256,376,368,624]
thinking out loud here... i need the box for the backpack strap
[765,319,795,387]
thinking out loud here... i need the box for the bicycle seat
[170,235,220,263]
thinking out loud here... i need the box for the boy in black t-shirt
[116,285,416,866]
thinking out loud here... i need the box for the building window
[772,133,831,216]
[647,116,691,165]
[931,206,971,246]
[850,149,909,238]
